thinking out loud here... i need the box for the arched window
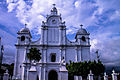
[21,36,25,41]
[51,53,56,62]
[81,36,86,42]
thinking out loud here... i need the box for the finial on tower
[25,23,27,28]
[51,4,57,15]
[80,24,83,28]
[53,4,56,7]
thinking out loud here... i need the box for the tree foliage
[0,63,14,77]
[66,60,105,80]
[27,48,41,62]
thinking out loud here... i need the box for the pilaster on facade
[42,47,47,63]
[75,47,78,62]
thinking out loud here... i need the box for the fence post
[3,70,9,80]
[112,70,117,80]
[74,76,82,80]
[88,70,93,80]
[74,76,78,80]
[104,72,108,80]
[78,76,82,80]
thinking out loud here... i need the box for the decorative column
[59,23,66,45]
[44,26,48,45]
[41,26,44,44]
[43,65,46,80]
[112,70,117,80]
[60,47,62,62]
[13,47,19,79]
[22,47,27,80]
[25,36,27,44]
[62,47,66,62]
[26,64,30,80]
[62,26,66,45]
[59,26,63,45]
[88,37,90,45]
[78,47,81,62]
[75,47,78,62]
[39,64,42,80]
[88,70,93,80]
[42,47,47,80]
[80,47,82,61]
[104,72,108,80]
[17,37,20,44]
[42,47,47,63]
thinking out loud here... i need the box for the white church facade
[13,5,90,80]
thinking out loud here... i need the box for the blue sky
[0,0,120,66]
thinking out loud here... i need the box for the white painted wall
[13,6,91,80]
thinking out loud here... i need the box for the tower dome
[20,27,30,32]
[76,25,88,34]
[77,28,87,34]
[20,24,30,33]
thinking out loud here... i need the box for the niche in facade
[51,53,56,62]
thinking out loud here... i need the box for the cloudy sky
[0,0,120,66]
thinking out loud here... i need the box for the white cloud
[90,39,98,49]
[6,0,100,34]
[7,3,17,12]
[110,10,120,21]
[90,25,120,66]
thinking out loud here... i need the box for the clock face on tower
[52,19,56,24]
[47,16,61,26]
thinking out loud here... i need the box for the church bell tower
[17,24,32,45]
[75,25,90,46]
[40,4,66,45]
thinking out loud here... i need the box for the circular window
[52,19,56,24]
[21,36,25,41]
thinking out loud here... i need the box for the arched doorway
[48,70,58,80]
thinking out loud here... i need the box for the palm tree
[27,48,41,62]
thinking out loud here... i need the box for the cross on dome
[51,4,58,15]
[53,4,56,7]
[25,23,27,28]
[20,23,30,33]
[80,24,83,28]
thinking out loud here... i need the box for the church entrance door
[48,70,58,80]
